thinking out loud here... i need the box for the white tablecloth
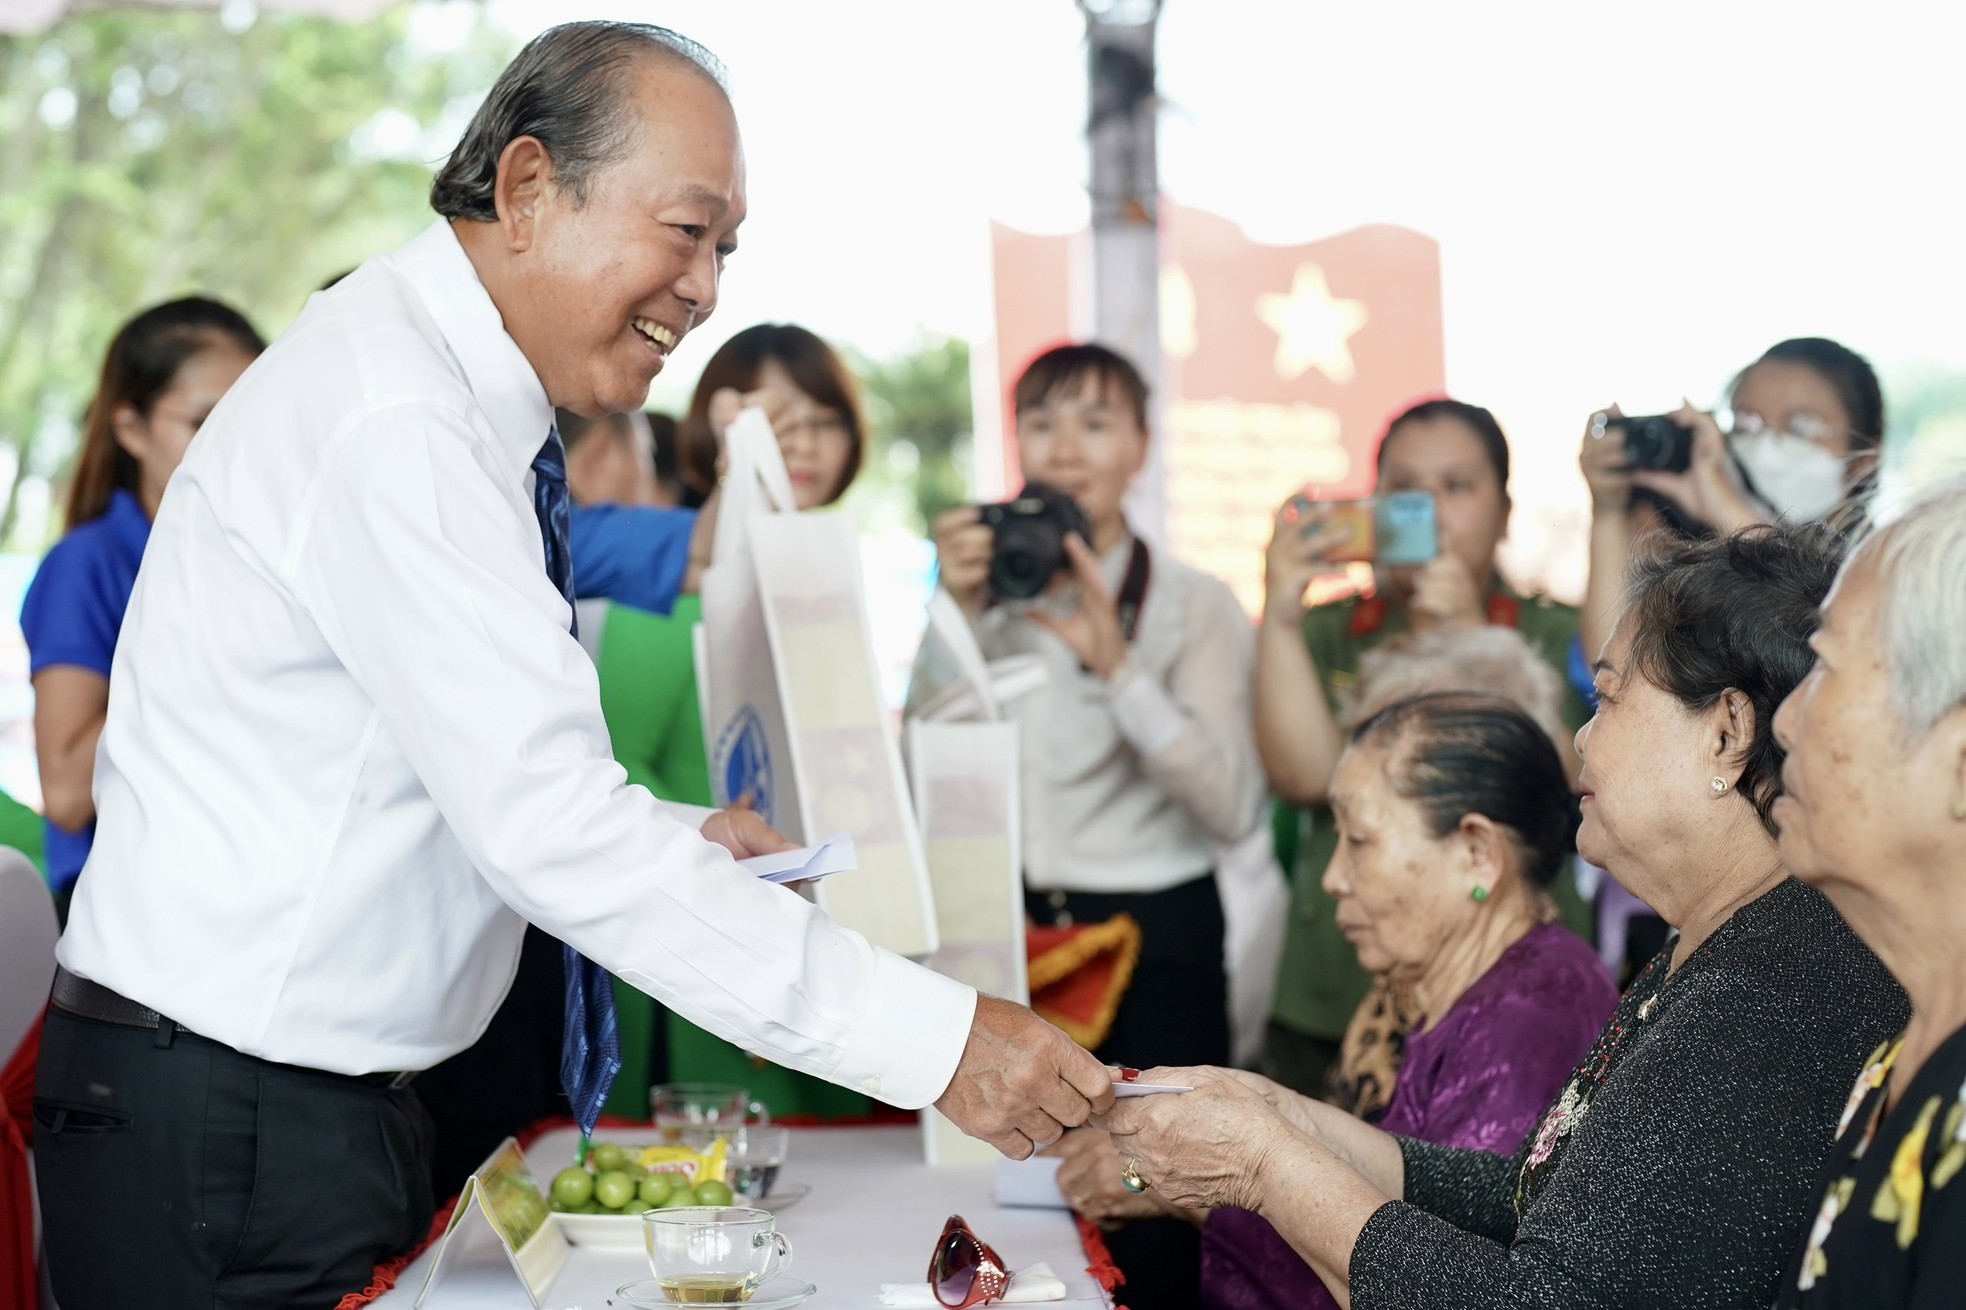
[369,1125,1114,1309]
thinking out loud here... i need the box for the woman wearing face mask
[21,298,263,922]
[1577,336,1885,664]
[1258,399,1593,1100]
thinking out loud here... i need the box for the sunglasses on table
[930,1214,1011,1308]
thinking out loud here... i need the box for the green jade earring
[1470,886,1489,904]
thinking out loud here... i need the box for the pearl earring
[1711,777,1729,795]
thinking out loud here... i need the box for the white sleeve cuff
[662,801,719,831]
[831,951,978,1109]
[1108,662,1188,758]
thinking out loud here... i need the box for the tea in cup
[644,1206,792,1303]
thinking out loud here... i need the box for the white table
[372,1125,1114,1309]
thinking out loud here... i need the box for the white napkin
[877,1261,1067,1306]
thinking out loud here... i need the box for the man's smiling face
[510,56,745,417]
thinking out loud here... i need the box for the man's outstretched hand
[934,996,1116,1159]
[700,808,798,861]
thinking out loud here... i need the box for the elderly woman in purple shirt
[1059,692,1616,1307]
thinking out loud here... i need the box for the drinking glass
[651,1082,770,1142]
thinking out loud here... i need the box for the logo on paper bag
[715,704,775,826]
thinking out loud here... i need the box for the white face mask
[1729,432,1848,521]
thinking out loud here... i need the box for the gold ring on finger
[1120,1157,1148,1193]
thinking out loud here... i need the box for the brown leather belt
[50,966,416,1090]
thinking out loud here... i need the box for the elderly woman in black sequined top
[1100,522,1909,1310]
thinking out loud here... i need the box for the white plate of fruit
[547,1140,738,1250]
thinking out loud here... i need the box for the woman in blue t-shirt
[21,297,263,917]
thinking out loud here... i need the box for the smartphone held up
[1288,491,1439,569]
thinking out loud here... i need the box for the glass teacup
[643,1206,792,1303]
[651,1082,770,1142]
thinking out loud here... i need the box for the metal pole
[1080,0,1165,543]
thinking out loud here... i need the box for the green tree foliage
[849,333,973,533]
[0,4,512,543]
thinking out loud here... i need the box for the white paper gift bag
[908,591,1031,1164]
[697,410,938,957]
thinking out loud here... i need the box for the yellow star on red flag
[1257,262,1369,384]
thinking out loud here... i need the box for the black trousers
[413,924,571,1196]
[1025,871,1231,1070]
[34,1006,435,1310]
[1024,872,1227,1310]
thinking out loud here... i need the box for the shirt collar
[105,488,152,552]
[390,220,554,482]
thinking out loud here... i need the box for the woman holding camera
[1578,336,1884,663]
[921,342,1261,1310]
[1256,398,1590,1098]
[924,343,1263,1070]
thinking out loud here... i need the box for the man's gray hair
[1845,474,1966,737]
[430,21,727,223]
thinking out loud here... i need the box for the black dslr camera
[1615,414,1695,473]
[976,482,1091,601]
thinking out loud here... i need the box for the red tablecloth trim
[1073,1212,1129,1308]
[2,1011,44,1310]
[336,1108,924,1305]
[333,1197,462,1310]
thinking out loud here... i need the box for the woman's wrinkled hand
[1094,1066,1297,1214]
[1046,1128,1189,1228]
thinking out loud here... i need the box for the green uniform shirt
[1269,583,1592,1040]
[592,596,872,1121]
[0,787,47,879]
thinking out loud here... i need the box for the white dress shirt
[909,536,1264,894]
[59,220,974,1108]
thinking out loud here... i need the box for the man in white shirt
[34,23,1111,1309]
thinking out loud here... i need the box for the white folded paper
[995,1156,1069,1209]
[1111,1082,1193,1098]
[737,833,857,884]
[877,1261,1067,1307]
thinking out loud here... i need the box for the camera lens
[990,526,1053,600]
[1618,416,1694,474]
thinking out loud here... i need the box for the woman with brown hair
[674,321,863,511]
[20,297,263,919]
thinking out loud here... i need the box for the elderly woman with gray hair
[1099,522,1909,1309]
[1772,479,1966,1308]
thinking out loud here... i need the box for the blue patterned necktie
[533,428,621,1137]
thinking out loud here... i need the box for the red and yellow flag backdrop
[984,203,1445,614]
